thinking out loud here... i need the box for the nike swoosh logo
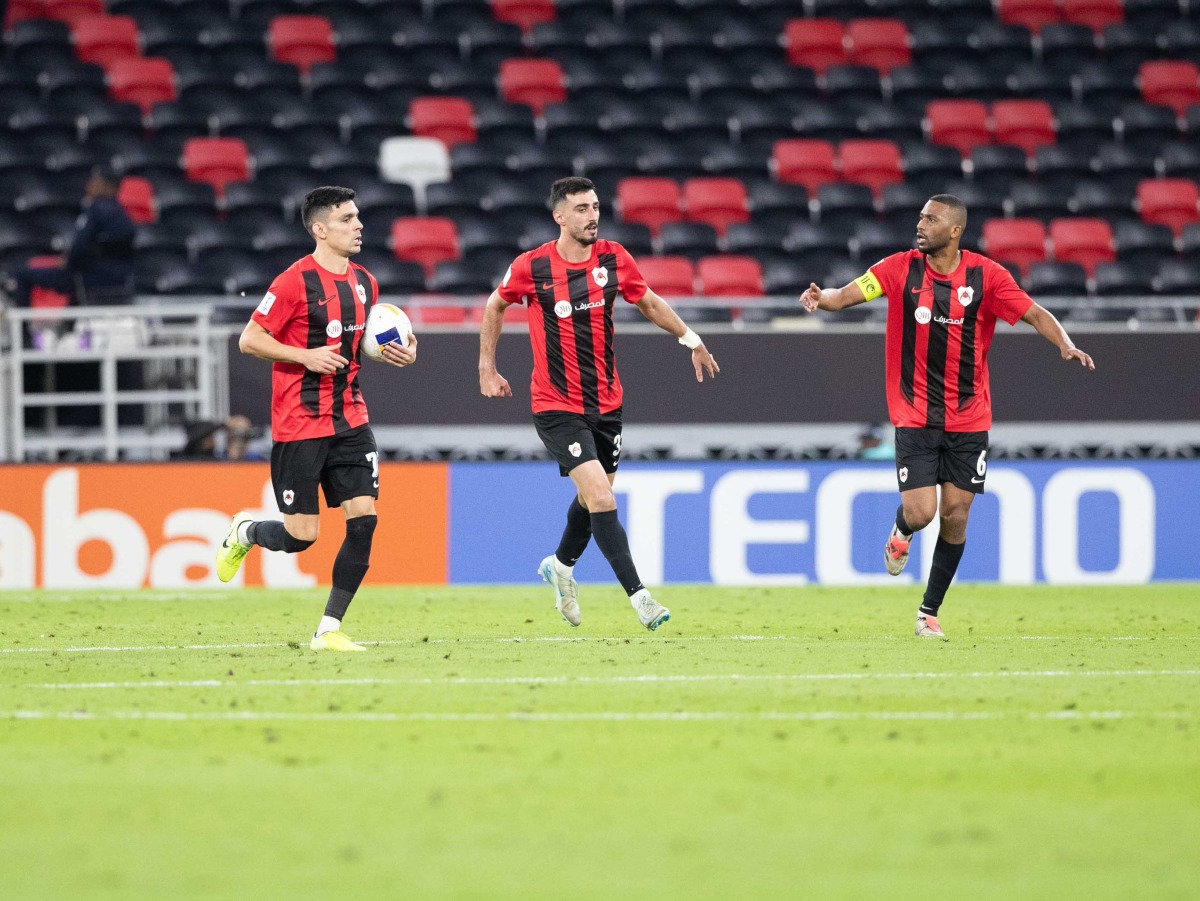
[318,295,336,306]
[971,477,985,483]
[541,282,555,291]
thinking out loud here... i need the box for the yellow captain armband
[853,271,884,301]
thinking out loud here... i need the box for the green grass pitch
[2,584,1198,900]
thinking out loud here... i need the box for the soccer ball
[361,302,413,361]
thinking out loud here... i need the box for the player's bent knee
[281,532,315,554]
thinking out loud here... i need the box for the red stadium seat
[1049,218,1114,276]
[71,15,140,68]
[268,15,335,75]
[409,97,477,148]
[107,57,176,115]
[25,255,71,310]
[6,1,45,28]
[1139,61,1200,116]
[44,0,104,25]
[491,0,555,34]
[697,256,764,297]
[982,218,1047,275]
[784,18,846,75]
[997,0,1061,33]
[1137,178,1200,235]
[926,100,991,156]
[991,100,1057,157]
[182,137,249,198]
[1061,0,1123,32]
[682,178,749,237]
[117,176,155,224]
[498,58,565,116]
[839,139,903,197]
[391,217,460,275]
[846,19,911,75]
[637,256,695,297]
[616,178,682,236]
[772,139,838,193]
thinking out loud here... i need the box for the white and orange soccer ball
[361,302,413,361]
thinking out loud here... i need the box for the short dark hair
[550,177,596,208]
[301,186,356,234]
[928,193,968,229]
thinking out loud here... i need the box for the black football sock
[555,497,592,566]
[324,515,377,620]
[895,505,914,538]
[590,509,645,596]
[248,520,314,554]
[919,537,966,617]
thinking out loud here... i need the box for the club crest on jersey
[356,283,366,304]
[554,300,572,318]
[568,442,582,457]
[898,467,908,483]
[957,286,974,306]
[326,320,343,339]
[282,489,294,506]
[592,266,608,287]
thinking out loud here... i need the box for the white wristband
[678,328,701,350]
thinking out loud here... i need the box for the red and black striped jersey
[252,254,379,442]
[866,249,1033,431]
[497,239,648,414]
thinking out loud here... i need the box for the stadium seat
[181,137,249,198]
[1138,61,1200,117]
[682,178,749,237]
[1061,0,1124,32]
[1092,142,1157,193]
[982,218,1047,274]
[816,182,876,230]
[107,58,177,115]
[697,256,764,297]
[491,0,555,33]
[117,176,155,224]
[1137,178,1200,235]
[498,59,566,115]
[901,144,964,194]
[637,256,695,297]
[853,221,913,262]
[1023,261,1089,295]
[1049,218,1115,276]
[1156,259,1200,295]
[659,222,720,259]
[772,139,838,193]
[267,16,336,75]
[391,216,460,275]
[991,100,1056,157]
[970,144,1029,193]
[71,15,140,68]
[839,139,903,198]
[1114,221,1176,268]
[846,19,911,74]
[616,178,682,236]
[823,64,884,108]
[997,0,1060,34]
[1070,180,1135,222]
[378,137,451,212]
[1118,103,1181,151]
[925,100,990,156]
[1036,24,1097,73]
[409,97,477,148]
[783,19,846,75]
[1092,260,1153,295]
[44,0,105,26]
[1160,142,1200,182]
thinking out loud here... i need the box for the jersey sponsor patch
[257,291,276,314]
[854,271,884,301]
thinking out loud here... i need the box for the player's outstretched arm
[478,289,512,397]
[1021,303,1096,370]
[239,319,347,373]
[635,288,719,382]
[800,279,868,312]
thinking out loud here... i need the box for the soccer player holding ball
[802,194,1094,639]
[479,177,719,632]
[215,186,417,651]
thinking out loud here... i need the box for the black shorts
[270,423,380,514]
[894,427,990,494]
[533,409,623,477]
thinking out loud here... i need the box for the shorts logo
[554,300,572,318]
[356,283,366,304]
[326,320,343,339]
[914,307,931,325]
[257,291,276,315]
[898,466,908,483]
[282,489,294,506]
[568,442,582,457]
[592,266,608,287]
[957,286,974,306]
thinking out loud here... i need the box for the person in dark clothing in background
[3,164,136,307]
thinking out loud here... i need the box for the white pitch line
[3,709,1193,724]
[18,669,1200,691]
[3,634,1199,655]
